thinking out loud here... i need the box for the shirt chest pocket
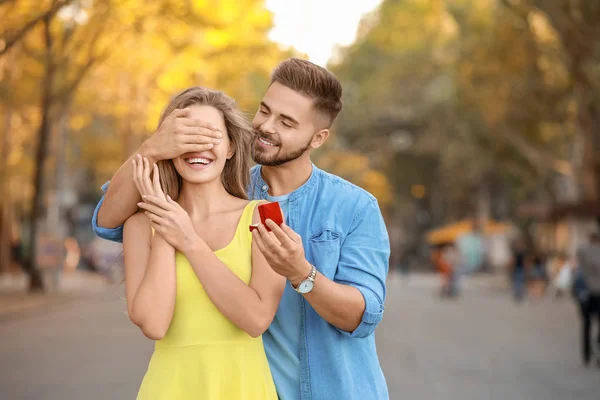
[307,229,341,279]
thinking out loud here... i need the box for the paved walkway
[0,271,109,322]
[0,273,598,399]
[380,273,600,399]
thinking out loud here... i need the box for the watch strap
[292,265,317,291]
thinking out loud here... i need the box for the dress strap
[240,200,262,242]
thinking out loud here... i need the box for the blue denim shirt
[92,164,390,400]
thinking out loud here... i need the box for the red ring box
[249,202,283,232]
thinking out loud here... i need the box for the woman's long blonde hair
[156,87,253,200]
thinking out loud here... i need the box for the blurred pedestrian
[432,243,460,298]
[528,249,548,299]
[549,253,574,299]
[576,233,600,367]
[432,245,450,296]
[444,243,462,297]
[510,239,528,303]
[10,233,23,273]
[63,237,81,273]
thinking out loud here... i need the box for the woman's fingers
[138,202,168,217]
[145,211,165,226]
[152,163,165,198]
[142,157,153,194]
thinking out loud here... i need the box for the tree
[315,147,393,214]
[503,0,600,202]
[330,0,468,222]
[330,0,592,227]
[9,0,115,290]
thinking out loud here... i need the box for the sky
[265,0,382,66]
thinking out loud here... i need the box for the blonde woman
[123,87,284,399]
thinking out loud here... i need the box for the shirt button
[262,185,268,191]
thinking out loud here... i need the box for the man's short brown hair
[270,58,343,127]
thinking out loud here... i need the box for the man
[93,58,390,399]
[576,233,600,367]
[511,239,528,302]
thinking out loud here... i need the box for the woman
[122,87,284,399]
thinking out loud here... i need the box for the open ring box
[249,202,284,232]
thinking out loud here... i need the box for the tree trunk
[0,56,14,275]
[576,82,600,202]
[0,118,13,276]
[22,17,56,292]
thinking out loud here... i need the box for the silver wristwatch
[292,265,317,294]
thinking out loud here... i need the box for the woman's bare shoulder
[124,211,151,234]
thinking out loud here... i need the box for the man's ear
[311,129,330,149]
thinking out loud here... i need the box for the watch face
[298,280,314,294]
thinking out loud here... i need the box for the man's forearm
[303,272,365,333]
[97,143,157,229]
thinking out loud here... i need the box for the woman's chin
[179,171,221,185]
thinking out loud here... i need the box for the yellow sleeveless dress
[137,200,277,399]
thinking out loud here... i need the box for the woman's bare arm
[123,213,177,340]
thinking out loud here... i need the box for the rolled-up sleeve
[334,197,390,338]
[91,181,124,243]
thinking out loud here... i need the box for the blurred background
[1,0,600,399]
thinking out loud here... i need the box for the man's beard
[252,133,312,167]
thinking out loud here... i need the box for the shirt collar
[255,163,320,200]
